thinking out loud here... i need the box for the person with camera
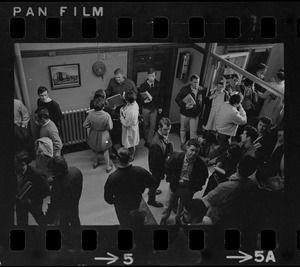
[14,151,50,226]
[160,139,208,225]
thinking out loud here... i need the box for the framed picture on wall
[49,63,81,89]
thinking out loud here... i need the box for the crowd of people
[13,64,284,227]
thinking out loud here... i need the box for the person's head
[198,131,218,145]
[35,108,50,124]
[256,164,284,192]
[227,144,243,159]
[182,198,208,224]
[47,156,69,178]
[37,86,50,103]
[229,93,243,107]
[276,126,284,145]
[114,68,125,84]
[93,97,105,111]
[117,147,131,164]
[243,78,254,88]
[124,90,136,103]
[158,117,171,137]
[147,68,156,83]
[216,80,225,91]
[257,63,268,76]
[185,139,201,161]
[230,73,240,86]
[94,89,106,100]
[240,125,259,144]
[257,116,272,135]
[236,155,257,178]
[14,151,32,173]
[190,74,200,90]
[275,71,285,82]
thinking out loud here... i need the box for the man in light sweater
[206,93,247,161]
[35,108,63,156]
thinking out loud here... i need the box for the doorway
[131,47,177,117]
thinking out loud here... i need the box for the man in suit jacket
[160,139,209,225]
[147,117,173,207]
[14,151,50,226]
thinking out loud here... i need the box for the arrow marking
[227,250,253,263]
[95,252,119,265]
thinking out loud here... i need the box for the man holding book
[138,68,164,147]
[175,74,205,147]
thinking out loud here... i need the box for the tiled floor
[25,133,212,225]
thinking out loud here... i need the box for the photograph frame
[49,63,81,90]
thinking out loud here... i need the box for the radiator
[61,108,90,146]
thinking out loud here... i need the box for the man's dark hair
[94,89,106,99]
[229,93,243,105]
[117,148,131,164]
[37,86,48,95]
[124,90,136,103]
[190,74,200,81]
[114,68,124,75]
[258,116,272,127]
[184,199,207,221]
[147,68,156,75]
[158,117,171,129]
[186,138,201,148]
[237,155,257,178]
[276,71,285,81]
[244,125,259,142]
[243,78,254,87]
[48,156,68,175]
[201,130,218,145]
[231,73,239,80]
[93,97,105,111]
[35,108,50,120]
[15,151,32,165]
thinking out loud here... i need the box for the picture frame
[49,63,81,89]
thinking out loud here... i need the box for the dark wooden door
[131,47,177,117]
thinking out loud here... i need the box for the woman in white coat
[120,91,140,161]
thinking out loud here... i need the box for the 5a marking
[227,250,276,263]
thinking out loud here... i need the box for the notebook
[182,94,196,105]
[140,91,152,101]
[107,94,125,108]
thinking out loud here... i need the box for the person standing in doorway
[138,68,164,147]
[175,75,205,149]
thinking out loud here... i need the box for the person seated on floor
[202,144,243,197]
[202,155,257,225]
[238,125,259,158]
[181,198,212,225]
[197,130,218,158]
[253,116,277,165]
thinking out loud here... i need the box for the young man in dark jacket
[160,139,208,225]
[147,117,173,207]
[104,148,155,227]
[138,68,164,147]
[175,75,205,147]
[45,156,83,226]
[14,151,50,226]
